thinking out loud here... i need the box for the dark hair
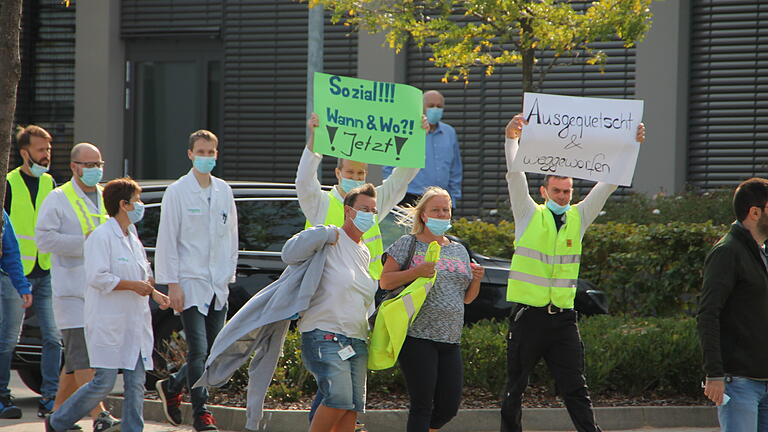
[733,177,768,222]
[15,125,51,150]
[343,183,376,208]
[543,175,572,187]
[103,177,141,217]
[188,130,219,151]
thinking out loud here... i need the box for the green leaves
[307,0,653,86]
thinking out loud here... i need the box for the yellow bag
[368,241,441,370]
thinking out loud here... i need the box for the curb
[106,397,718,431]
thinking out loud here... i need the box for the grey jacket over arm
[194,225,339,430]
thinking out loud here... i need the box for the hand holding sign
[313,73,426,168]
[509,93,645,186]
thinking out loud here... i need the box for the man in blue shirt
[0,211,32,418]
[383,90,463,207]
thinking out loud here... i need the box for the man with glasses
[36,143,120,432]
[698,178,768,431]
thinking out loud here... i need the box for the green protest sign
[313,72,426,168]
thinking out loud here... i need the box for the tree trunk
[0,0,23,239]
[519,17,535,97]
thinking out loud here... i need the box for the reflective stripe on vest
[60,182,108,235]
[506,204,582,309]
[368,241,441,370]
[304,191,385,279]
[6,167,54,275]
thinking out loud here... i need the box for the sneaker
[355,421,368,432]
[38,397,55,418]
[92,411,121,432]
[0,394,21,419]
[155,378,182,426]
[193,412,218,431]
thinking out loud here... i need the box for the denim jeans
[0,273,62,399]
[166,305,227,416]
[49,356,146,432]
[718,376,768,432]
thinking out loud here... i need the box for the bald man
[36,143,120,431]
[383,90,463,207]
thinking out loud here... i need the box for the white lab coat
[83,218,154,370]
[35,178,106,330]
[295,147,419,226]
[154,170,238,315]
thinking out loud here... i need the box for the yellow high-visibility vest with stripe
[304,192,384,279]
[60,181,108,235]
[6,167,53,275]
[368,241,440,370]
[506,204,581,309]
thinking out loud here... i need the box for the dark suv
[13,180,604,392]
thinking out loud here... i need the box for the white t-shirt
[298,228,377,340]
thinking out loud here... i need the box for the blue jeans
[166,305,227,416]
[0,273,61,399]
[301,330,367,414]
[718,376,768,432]
[49,356,146,432]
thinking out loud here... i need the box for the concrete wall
[356,31,408,184]
[74,0,125,180]
[633,0,690,195]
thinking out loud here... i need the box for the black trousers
[500,306,601,432]
[399,336,463,432]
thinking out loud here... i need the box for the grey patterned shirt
[386,235,472,344]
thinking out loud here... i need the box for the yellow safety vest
[506,204,582,309]
[59,181,108,235]
[304,192,384,279]
[368,241,441,370]
[6,167,53,275]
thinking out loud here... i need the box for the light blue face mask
[29,161,49,178]
[193,156,217,174]
[426,107,444,125]
[80,167,103,187]
[127,201,145,224]
[352,210,375,233]
[425,217,452,236]
[546,199,571,216]
[340,177,365,193]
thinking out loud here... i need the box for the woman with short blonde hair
[380,186,484,432]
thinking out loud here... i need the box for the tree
[311,0,653,91]
[0,0,24,236]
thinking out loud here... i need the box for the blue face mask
[546,199,571,216]
[426,107,443,125]
[127,201,145,224]
[352,210,375,233]
[425,217,452,236]
[340,177,365,193]
[193,156,217,174]
[80,167,103,187]
[29,160,49,177]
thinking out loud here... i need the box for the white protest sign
[510,92,644,186]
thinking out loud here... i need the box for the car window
[237,199,305,252]
[380,207,410,249]
[135,198,306,252]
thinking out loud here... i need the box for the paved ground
[0,371,233,432]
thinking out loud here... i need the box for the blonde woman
[379,186,484,432]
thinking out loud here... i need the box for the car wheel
[146,311,184,390]
[17,367,42,395]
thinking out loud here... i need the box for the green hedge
[452,219,726,316]
[225,316,702,402]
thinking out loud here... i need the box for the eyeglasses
[72,161,105,169]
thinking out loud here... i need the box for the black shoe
[156,378,183,426]
[0,394,21,419]
[38,397,55,418]
[193,412,218,431]
[92,411,121,432]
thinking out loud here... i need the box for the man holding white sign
[500,111,645,432]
